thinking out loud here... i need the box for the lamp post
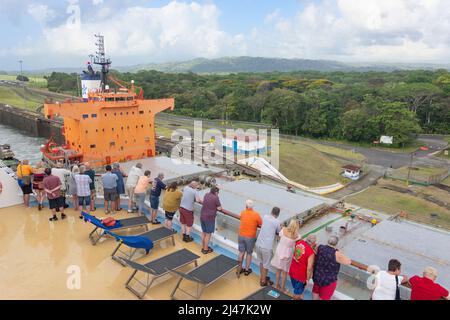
[406,150,417,186]
[18,60,26,108]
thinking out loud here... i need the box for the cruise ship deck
[0,205,262,300]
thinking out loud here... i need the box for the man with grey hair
[74,165,92,218]
[150,172,166,224]
[179,180,201,242]
[125,163,143,213]
[312,235,352,300]
[289,234,317,300]
[51,161,71,209]
[237,199,262,276]
[409,266,449,300]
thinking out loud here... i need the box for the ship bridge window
[110,141,115,146]
[90,144,96,149]
[91,114,97,118]
[127,97,133,101]
[139,111,144,114]
[82,114,89,119]
[105,97,114,102]
[116,97,125,101]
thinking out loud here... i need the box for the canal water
[0,123,46,165]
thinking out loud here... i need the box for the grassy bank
[0,86,46,110]
[347,179,450,230]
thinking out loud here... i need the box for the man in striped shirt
[75,165,92,218]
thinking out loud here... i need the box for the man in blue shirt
[150,172,166,224]
[102,165,118,214]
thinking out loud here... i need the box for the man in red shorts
[179,180,201,242]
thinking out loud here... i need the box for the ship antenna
[93,33,111,91]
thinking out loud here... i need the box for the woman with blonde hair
[271,218,301,292]
[32,162,46,210]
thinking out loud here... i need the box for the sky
[0,0,449,71]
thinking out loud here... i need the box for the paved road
[308,136,449,169]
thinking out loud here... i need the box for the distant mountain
[21,56,450,75]
[118,57,351,73]
[118,57,450,74]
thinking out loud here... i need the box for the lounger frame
[111,228,177,265]
[169,255,240,300]
[121,250,199,299]
[84,215,150,245]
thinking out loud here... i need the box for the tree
[302,108,328,137]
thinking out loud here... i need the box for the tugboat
[42,34,174,168]
[0,144,19,171]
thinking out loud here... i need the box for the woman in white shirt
[372,259,409,300]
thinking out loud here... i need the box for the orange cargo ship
[42,35,174,167]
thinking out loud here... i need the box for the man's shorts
[238,236,256,254]
[312,281,337,300]
[78,195,91,207]
[201,219,215,234]
[255,246,273,269]
[291,278,307,296]
[126,185,135,199]
[49,197,64,210]
[104,188,118,201]
[165,211,175,221]
[179,207,194,227]
[150,195,160,210]
[20,184,33,195]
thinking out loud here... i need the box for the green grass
[347,185,450,230]
[0,86,46,110]
[299,140,365,161]
[442,176,450,187]
[276,140,346,187]
[389,166,448,183]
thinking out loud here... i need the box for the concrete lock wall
[0,104,64,144]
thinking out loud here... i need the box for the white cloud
[27,3,56,24]
[19,1,246,65]
[252,0,450,62]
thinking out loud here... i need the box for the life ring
[48,142,59,154]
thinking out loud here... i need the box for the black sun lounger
[81,211,151,245]
[170,254,239,300]
[109,227,178,265]
[121,249,200,299]
[244,286,292,300]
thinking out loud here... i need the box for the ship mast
[93,34,111,91]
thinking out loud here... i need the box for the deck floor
[0,204,261,300]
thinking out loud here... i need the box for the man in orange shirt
[238,199,262,276]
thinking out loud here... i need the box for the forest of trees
[46,69,450,147]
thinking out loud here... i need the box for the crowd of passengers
[15,160,450,301]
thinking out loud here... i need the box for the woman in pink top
[134,170,151,216]
[271,219,301,292]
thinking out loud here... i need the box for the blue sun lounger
[81,211,151,245]
[106,227,178,265]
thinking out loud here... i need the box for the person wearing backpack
[372,259,409,300]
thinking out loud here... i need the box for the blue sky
[0,0,449,71]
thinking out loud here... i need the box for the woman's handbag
[395,275,402,300]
